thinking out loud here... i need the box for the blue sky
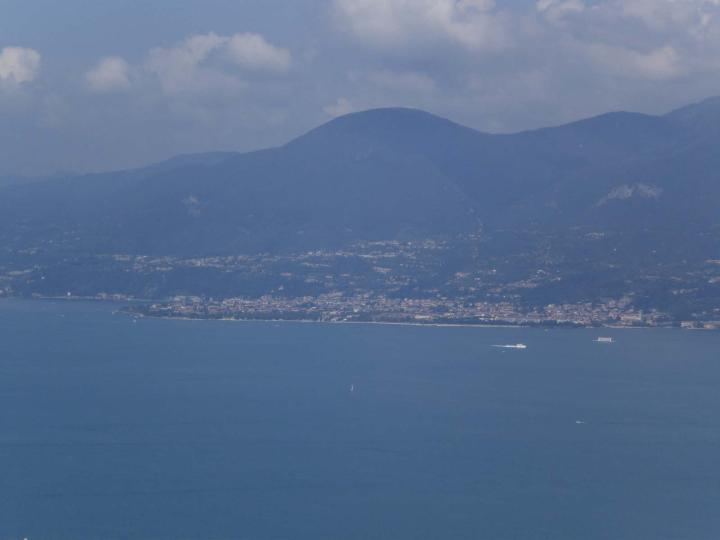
[2,0,720,175]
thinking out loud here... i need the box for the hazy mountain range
[3,97,720,323]
[3,97,720,257]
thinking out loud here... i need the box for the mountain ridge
[2,97,720,257]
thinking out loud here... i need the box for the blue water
[2,299,720,540]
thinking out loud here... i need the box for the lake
[2,299,720,539]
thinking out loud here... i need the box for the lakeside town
[126,293,688,329]
[4,232,720,329]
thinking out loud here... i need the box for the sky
[2,0,720,176]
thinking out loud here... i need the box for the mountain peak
[286,107,483,152]
[326,106,454,127]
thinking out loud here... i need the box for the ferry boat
[493,343,528,349]
[595,337,614,343]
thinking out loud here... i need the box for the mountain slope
[1,100,720,257]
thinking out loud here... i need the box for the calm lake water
[2,299,720,540]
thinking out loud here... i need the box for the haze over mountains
[2,96,720,257]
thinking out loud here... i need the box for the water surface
[2,299,720,539]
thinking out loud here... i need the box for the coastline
[123,313,720,332]
[119,310,531,330]
[119,309,677,331]
[1,295,693,331]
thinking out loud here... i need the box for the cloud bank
[4,0,720,175]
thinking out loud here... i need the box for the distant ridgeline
[2,98,720,324]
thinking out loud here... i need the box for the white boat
[595,337,614,343]
[493,343,528,349]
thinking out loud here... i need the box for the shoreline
[122,312,532,330]
[1,295,693,331]
[120,310,670,331]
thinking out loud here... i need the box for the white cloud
[333,0,513,52]
[145,33,231,96]
[539,0,720,79]
[86,57,130,92]
[618,0,719,30]
[537,0,585,22]
[540,0,720,44]
[333,0,720,85]
[584,43,684,80]
[143,32,291,97]
[0,46,41,84]
[225,33,291,71]
[147,33,226,78]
